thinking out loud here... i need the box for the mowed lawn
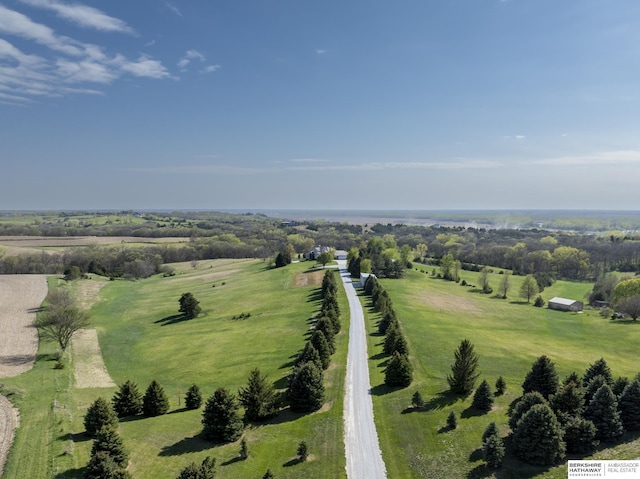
[366,267,640,479]
[2,259,348,479]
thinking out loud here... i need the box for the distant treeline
[1,211,640,280]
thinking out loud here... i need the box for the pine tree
[482,422,499,444]
[263,470,274,479]
[583,358,613,388]
[295,342,323,372]
[563,371,581,386]
[447,411,457,430]
[472,380,494,412]
[202,388,244,442]
[288,362,325,412]
[239,438,248,460]
[314,316,336,354]
[384,352,413,388]
[564,417,598,454]
[549,381,585,420]
[185,384,203,410]
[495,376,506,396]
[321,270,338,297]
[584,384,623,441]
[112,380,143,418]
[521,355,559,399]
[512,404,566,466]
[176,457,216,479]
[238,368,278,421]
[179,292,201,319]
[310,330,331,370]
[482,432,505,468]
[91,426,129,467]
[411,391,425,409]
[378,308,397,334]
[613,376,630,397]
[446,339,480,396]
[297,441,308,461]
[84,451,118,479]
[508,391,547,431]
[619,379,640,431]
[383,321,400,356]
[84,397,118,436]
[584,375,607,404]
[143,380,169,416]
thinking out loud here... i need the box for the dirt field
[293,269,325,288]
[0,275,48,377]
[71,329,115,389]
[0,274,47,477]
[0,236,189,255]
[416,291,482,313]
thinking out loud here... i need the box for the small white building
[548,297,584,312]
[334,250,348,260]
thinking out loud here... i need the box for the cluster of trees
[364,275,413,387]
[287,270,342,411]
[483,356,640,468]
[179,292,201,319]
[347,236,409,279]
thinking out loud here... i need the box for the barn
[548,297,584,312]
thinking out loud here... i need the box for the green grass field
[2,259,348,479]
[366,266,640,478]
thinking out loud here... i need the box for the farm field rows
[1,259,348,479]
[366,266,640,478]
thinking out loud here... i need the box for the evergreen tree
[447,411,457,430]
[288,362,325,412]
[482,432,505,468]
[91,426,129,467]
[564,417,598,454]
[521,355,559,399]
[384,352,413,388]
[84,397,118,436]
[321,270,338,297]
[297,441,308,461]
[511,404,566,466]
[179,292,201,319]
[263,470,274,479]
[584,375,608,404]
[239,438,248,460]
[295,342,323,372]
[392,332,409,357]
[563,371,581,386]
[310,330,331,370]
[185,384,203,410]
[175,457,216,479]
[549,381,585,421]
[472,379,494,412]
[508,391,547,431]
[143,380,170,416]
[411,391,425,409]
[383,321,401,356]
[584,384,623,441]
[446,339,480,396]
[378,308,397,334]
[583,358,613,388]
[83,451,119,479]
[619,379,640,431]
[112,380,143,418]
[202,388,244,442]
[495,376,506,396]
[314,316,336,354]
[238,368,278,421]
[612,376,630,397]
[482,422,499,444]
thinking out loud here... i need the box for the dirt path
[0,394,19,477]
[0,274,47,478]
[72,329,115,389]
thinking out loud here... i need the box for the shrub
[178,292,201,319]
[483,432,505,468]
[482,422,499,444]
[411,391,425,409]
[175,457,216,479]
[564,417,598,454]
[447,411,457,430]
[533,295,545,307]
[508,391,547,431]
[495,376,506,395]
[297,440,308,461]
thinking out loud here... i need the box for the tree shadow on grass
[154,313,191,326]
[469,447,484,462]
[159,432,213,456]
[461,406,486,419]
[608,319,640,325]
[370,384,394,396]
[420,391,459,412]
[54,467,84,479]
[249,406,313,426]
[221,456,244,466]
[283,457,304,467]
[63,432,91,444]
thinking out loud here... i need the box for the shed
[334,250,348,260]
[548,297,584,312]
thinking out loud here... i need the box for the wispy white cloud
[316,49,326,54]
[288,158,333,163]
[144,39,156,47]
[286,159,500,171]
[178,49,205,70]
[19,0,134,34]
[529,150,640,167]
[202,64,220,74]
[0,5,171,103]
[123,165,268,175]
[165,2,182,17]
[515,135,526,140]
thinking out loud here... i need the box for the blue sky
[1,0,640,211]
